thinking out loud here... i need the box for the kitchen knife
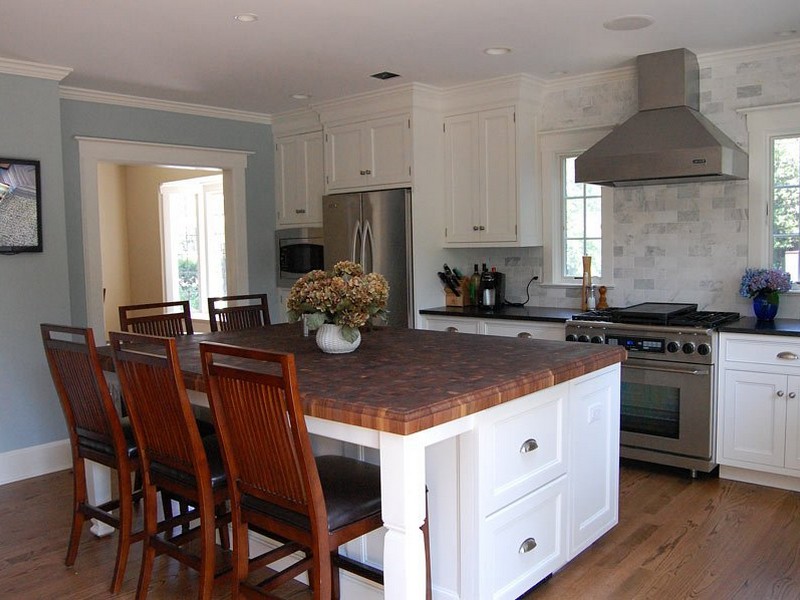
[438,271,461,296]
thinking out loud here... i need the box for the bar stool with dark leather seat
[199,342,432,599]
[40,323,143,593]
[110,331,231,600]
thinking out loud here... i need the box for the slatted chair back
[109,331,207,483]
[119,300,194,337]
[200,343,322,525]
[207,293,271,332]
[41,324,126,464]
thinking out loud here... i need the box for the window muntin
[562,155,603,278]
[161,175,226,320]
[772,135,800,281]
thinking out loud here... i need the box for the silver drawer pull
[520,438,539,453]
[519,538,537,554]
[295,209,306,214]
[777,352,799,360]
[445,326,459,333]
[517,332,533,339]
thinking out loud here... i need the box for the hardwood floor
[2,461,799,599]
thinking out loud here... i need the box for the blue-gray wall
[0,74,72,452]
[0,83,274,454]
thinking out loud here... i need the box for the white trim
[745,104,800,266]
[0,439,71,486]
[76,137,251,336]
[0,56,72,81]
[539,127,613,286]
[60,86,271,124]
[737,100,800,115]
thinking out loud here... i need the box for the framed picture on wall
[0,158,42,254]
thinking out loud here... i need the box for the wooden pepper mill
[597,285,609,309]
[581,256,592,311]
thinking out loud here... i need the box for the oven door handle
[624,361,709,376]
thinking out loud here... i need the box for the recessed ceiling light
[291,93,310,100]
[603,15,654,31]
[234,13,259,23]
[484,47,512,56]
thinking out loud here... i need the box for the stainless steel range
[565,303,740,476]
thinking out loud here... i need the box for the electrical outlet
[532,266,543,281]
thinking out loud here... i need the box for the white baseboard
[0,438,71,486]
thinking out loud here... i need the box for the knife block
[445,277,472,307]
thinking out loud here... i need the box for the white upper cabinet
[444,107,517,244]
[443,101,541,247]
[275,131,324,228]
[324,114,412,192]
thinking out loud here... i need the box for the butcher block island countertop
[98,323,626,599]
[136,322,626,435]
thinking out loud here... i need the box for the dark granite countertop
[419,305,575,323]
[98,323,624,435]
[718,317,800,337]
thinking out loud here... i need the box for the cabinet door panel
[368,115,411,186]
[301,133,324,224]
[480,107,517,243]
[275,137,298,225]
[721,370,786,467]
[444,113,480,242]
[326,124,364,191]
[786,376,800,471]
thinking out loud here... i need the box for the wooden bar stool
[40,323,143,593]
[199,342,432,599]
[110,331,230,600]
[207,293,270,332]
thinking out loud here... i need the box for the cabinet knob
[360,170,366,175]
[519,438,539,453]
[777,390,785,397]
[777,351,799,360]
[473,225,480,231]
[790,392,797,399]
[295,209,306,214]
[364,169,372,175]
[517,332,533,339]
[518,538,538,554]
[479,225,486,231]
[445,326,459,333]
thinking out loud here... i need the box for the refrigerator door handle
[362,220,374,273]
[351,220,362,263]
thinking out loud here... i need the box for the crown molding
[700,38,800,68]
[59,86,271,124]
[0,56,72,81]
[542,65,636,93]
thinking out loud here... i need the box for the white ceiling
[2,0,799,116]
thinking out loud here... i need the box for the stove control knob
[682,342,696,354]
[667,341,681,353]
[578,334,591,343]
[697,343,711,356]
[565,334,578,342]
[591,335,604,344]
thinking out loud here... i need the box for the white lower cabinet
[718,333,800,489]
[460,365,620,599]
[423,315,565,340]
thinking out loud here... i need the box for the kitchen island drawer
[722,335,800,370]
[479,476,568,600]
[424,315,481,334]
[483,320,565,341]
[476,383,566,514]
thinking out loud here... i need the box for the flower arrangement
[287,261,389,342]
[739,268,792,298]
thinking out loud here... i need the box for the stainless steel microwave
[276,227,324,288]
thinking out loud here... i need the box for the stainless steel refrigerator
[322,189,413,328]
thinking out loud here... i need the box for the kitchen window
[540,127,613,286]
[161,175,226,320]
[745,103,800,283]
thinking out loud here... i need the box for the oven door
[620,357,714,460]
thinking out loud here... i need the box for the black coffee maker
[478,269,505,310]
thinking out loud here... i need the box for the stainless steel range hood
[575,48,748,187]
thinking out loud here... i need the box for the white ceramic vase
[315,323,361,354]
